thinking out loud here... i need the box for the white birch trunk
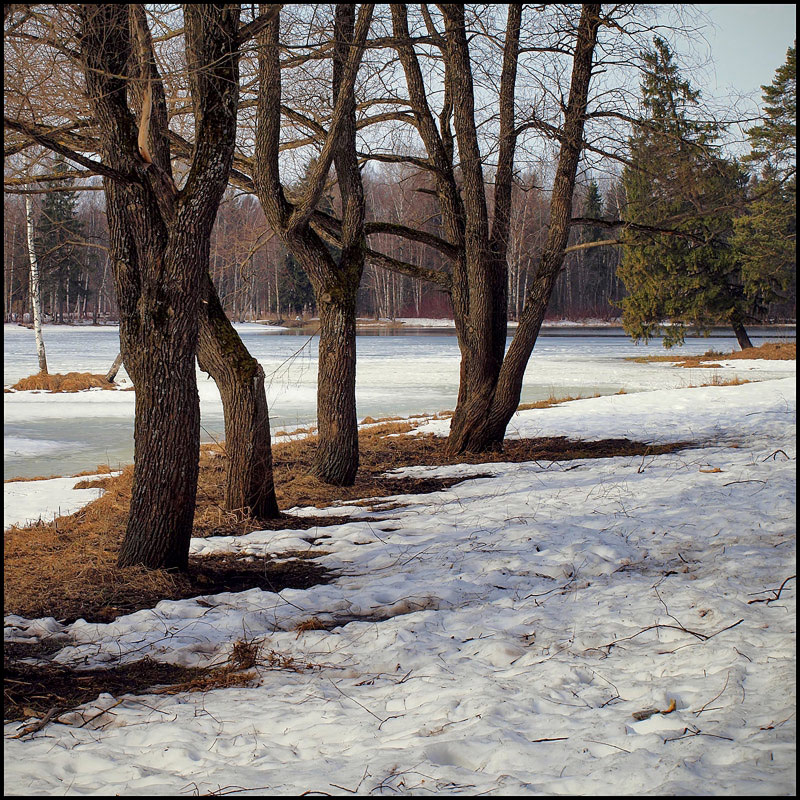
[25,195,48,373]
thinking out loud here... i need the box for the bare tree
[5,5,282,555]
[340,4,601,452]
[253,3,374,485]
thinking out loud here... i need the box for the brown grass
[5,466,116,485]
[4,418,687,625]
[11,371,119,392]
[517,393,599,411]
[628,341,795,366]
[4,635,323,723]
[688,375,753,388]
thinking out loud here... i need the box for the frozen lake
[3,322,795,479]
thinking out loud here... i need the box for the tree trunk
[77,3,243,571]
[443,5,600,453]
[310,291,359,484]
[105,352,124,382]
[253,5,371,486]
[731,315,753,350]
[118,338,200,571]
[25,195,48,373]
[197,272,279,518]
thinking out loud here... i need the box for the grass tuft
[11,371,119,392]
[628,341,795,366]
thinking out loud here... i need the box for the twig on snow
[747,575,795,605]
[693,671,730,716]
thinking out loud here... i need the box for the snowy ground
[4,373,796,796]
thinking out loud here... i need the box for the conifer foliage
[619,38,752,349]
[732,44,796,317]
[35,156,95,324]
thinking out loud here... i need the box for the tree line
[4,166,630,324]
[4,5,795,573]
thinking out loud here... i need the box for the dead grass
[4,635,322,723]
[4,417,687,626]
[517,393,600,411]
[10,371,120,392]
[628,341,795,366]
[688,375,753,388]
[5,466,116,485]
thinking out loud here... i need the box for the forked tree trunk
[254,4,371,486]
[447,4,601,453]
[79,4,243,571]
[197,273,279,518]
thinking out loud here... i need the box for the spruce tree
[619,38,752,349]
[35,156,89,323]
[732,44,796,318]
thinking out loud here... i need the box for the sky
[692,4,796,98]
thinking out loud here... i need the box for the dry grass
[3,634,323,723]
[11,371,120,392]
[5,416,687,625]
[688,375,753,388]
[5,466,116,485]
[628,341,795,366]
[517,393,601,411]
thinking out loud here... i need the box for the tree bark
[25,194,48,373]
[105,352,123,383]
[448,4,602,452]
[254,4,372,485]
[197,272,280,517]
[312,289,359,484]
[79,4,242,570]
[731,314,753,350]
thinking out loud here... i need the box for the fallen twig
[747,575,795,605]
[10,706,63,738]
[694,671,730,716]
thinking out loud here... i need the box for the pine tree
[619,37,752,349]
[35,156,90,323]
[732,44,796,319]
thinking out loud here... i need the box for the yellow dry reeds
[11,372,119,392]
[628,341,795,366]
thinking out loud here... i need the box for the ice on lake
[3,322,795,479]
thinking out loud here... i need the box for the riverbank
[4,377,795,795]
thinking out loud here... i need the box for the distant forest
[13,166,790,326]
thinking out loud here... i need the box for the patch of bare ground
[4,416,686,627]
[10,371,121,392]
[627,341,795,366]
[4,638,319,724]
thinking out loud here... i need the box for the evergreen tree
[580,179,607,314]
[35,156,90,323]
[619,38,753,349]
[732,44,796,319]
[282,253,315,315]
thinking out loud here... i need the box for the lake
[3,322,794,479]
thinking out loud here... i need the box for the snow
[3,372,796,796]
[3,474,111,531]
